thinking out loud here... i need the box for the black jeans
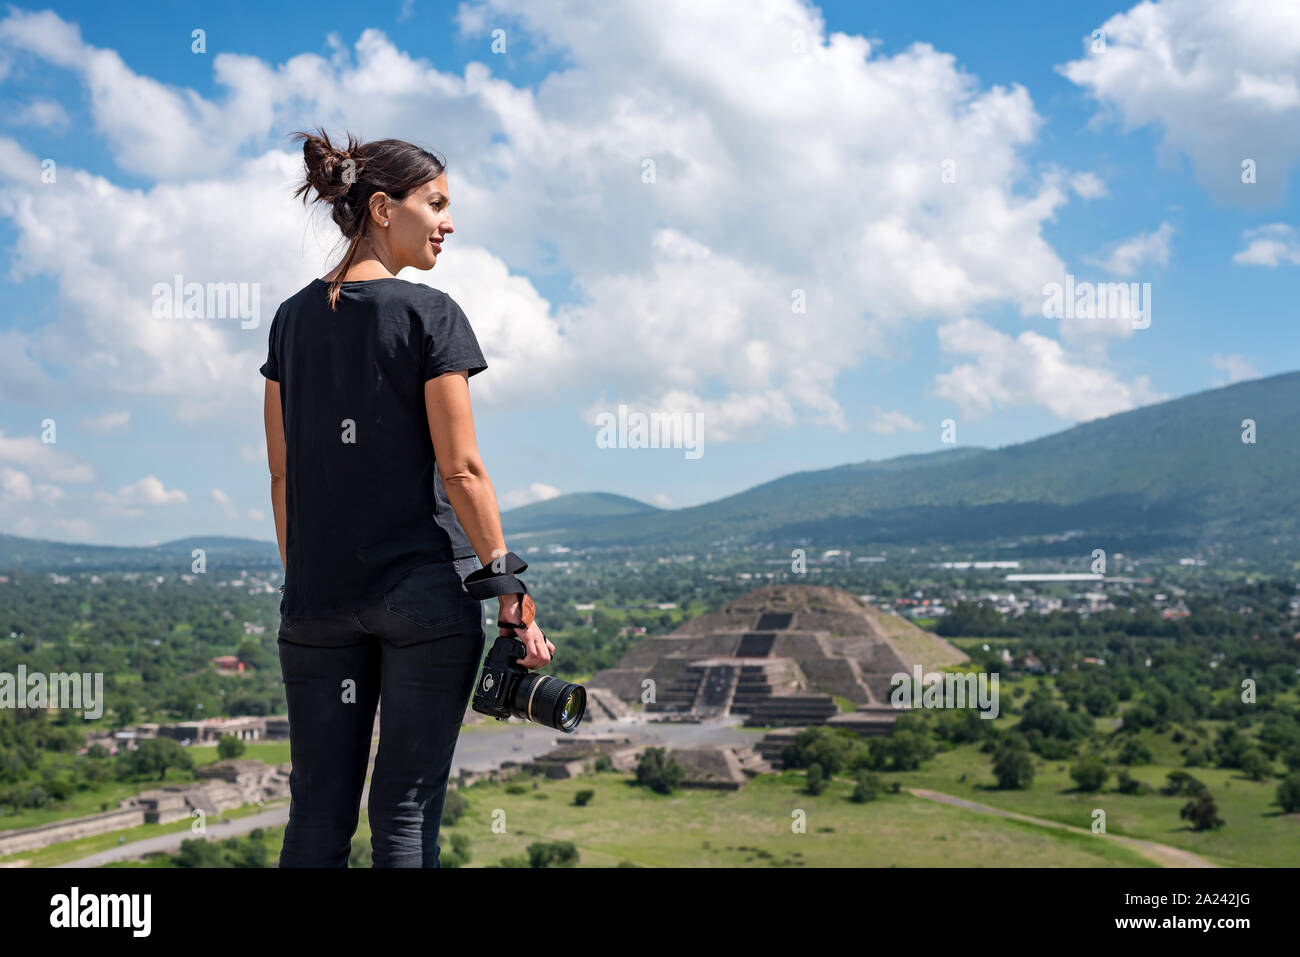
[276,556,485,867]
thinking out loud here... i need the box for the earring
[382,220,389,226]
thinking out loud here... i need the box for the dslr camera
[462,551,586,732]
[472,633,586,732]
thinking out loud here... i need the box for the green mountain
[500,491,661,535]
[4,372,1296,571]
[0,534,279,573]
[503,371,1300,557]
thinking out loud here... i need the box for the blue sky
[0,0,1297,545]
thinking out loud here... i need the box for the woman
[260,129,554,867]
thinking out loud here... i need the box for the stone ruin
[589,583,968,735]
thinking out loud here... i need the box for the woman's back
[261,276,487,617]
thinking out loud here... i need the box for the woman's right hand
[508,620,554,669]
[497,595,554,669]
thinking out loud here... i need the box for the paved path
[907,787,1217,868]
[55,715,764,867]
[55,805,291,868]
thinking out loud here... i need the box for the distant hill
[4,372,1297,571]
[502,371,1300,557]
[500,491,661,536]
[0,534,279,573]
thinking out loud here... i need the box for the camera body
[471,634,586,732]
[472,634,531,720]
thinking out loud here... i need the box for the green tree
[635,747,683,795]
[1283,745,1300,774]
[1162,770,1206,796]
[1238,749,1271,781]
[439,832,472,868]
[1084,688,1118,717]
[1277,773,1300,813]
[993,740,1035,790]
[1115,768,1147,795]
[1116,738,1153,766]
[881,730,935,771]
[851,771,882,803]
[1214,726,1249,769]
[785,726,866,776]
[233,834,268,868]
[804,762,827,795]
[1070,756,1109,792]
[442,788,469,825]
[119,738,193,782]
[175,838,224,867]
[217,734,246,760]
[1179,790,1225,831]
[527,840,578,867]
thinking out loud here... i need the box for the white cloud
[1232,222,1300,266]
[0,462,70,540]
[649,492,672,508]
[1209,353,1259,385]
[0,429,95,482]
[1059,0,1300,203]
[933,317,1167,422]
[247,507,266,522]
[80,410,130,433]
[0,9,273,179]
[8,96,68,128]
[1070,171,1108,199]
[0,133,560,424]
[95,475,187,510]
[868,407,925,434]
[501,482,562,509]
[0,4,1085,442]
[1,467,32,501]
[1087,221,1175,276]
[1,466,63,506]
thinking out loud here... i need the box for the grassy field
[187,740,292,766]
[894,744,1297,867]
[82,767,1154,868]
[342,769,1152,868]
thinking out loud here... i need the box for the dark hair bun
[291,128,365,222]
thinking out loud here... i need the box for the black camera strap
[461,551,529,601]
[462,551,548,642]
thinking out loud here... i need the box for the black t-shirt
[260,277,488,617]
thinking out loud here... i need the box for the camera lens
[513,673,586,732]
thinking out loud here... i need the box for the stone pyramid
[589,583,969,727]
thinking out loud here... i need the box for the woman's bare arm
[264,379,288,571]
[424,371,507,569]
[425,370,552,667]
